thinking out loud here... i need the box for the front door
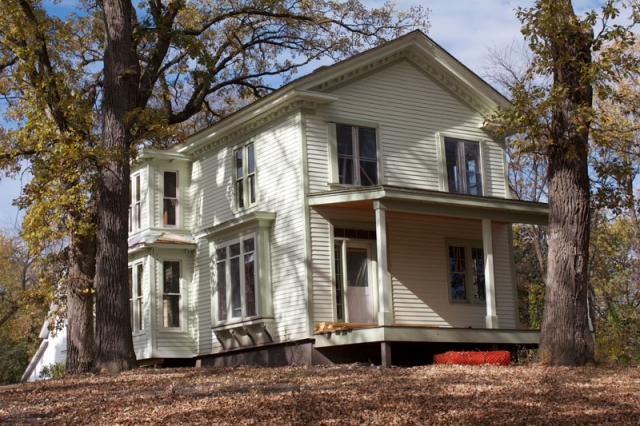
[345,244,374,323]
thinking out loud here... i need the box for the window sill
[212,317,274,332]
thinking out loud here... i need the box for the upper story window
[163,171,178,226]
[444,137,483,196]
[215,235,257,322]
[129,174,141,233]
[163,261,181,328]
[235,142,256,209]
[128,262,144,333]
[336,124,378,186]
[447,242,485,303]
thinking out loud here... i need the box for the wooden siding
[190,113,309,355]
[307,60,507,197]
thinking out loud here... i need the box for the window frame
[128,261,145,334]
[129,173,142,233]
[213,233,259,325]
[438,134,485,196]
[445,239,486,304]
[162,170,179,228]
[234,141,257,211]
[328,119,382,187]
[162,260,182,329]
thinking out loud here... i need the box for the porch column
[374,201,392,326]
[482,219,499,328]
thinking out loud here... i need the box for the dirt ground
[1,364,639,425]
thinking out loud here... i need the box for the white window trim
[162,170,179,228]
[204,212,275,329]
[437,133,486,196]
[213,234,259,325]
[445,239,486,304]
[129,261,146,335]
[327,117,383,186]
[162,259,183,330]
[233,141,257,211]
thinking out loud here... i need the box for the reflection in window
[448,244,485,302]
[163,171,178,226]
[163,261,181,327]
[445,138,482,196]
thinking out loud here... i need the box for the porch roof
[308,185,548,225]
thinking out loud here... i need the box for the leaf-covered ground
[1,364,639,425]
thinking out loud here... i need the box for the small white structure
[21,319,67,382]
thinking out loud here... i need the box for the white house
[126,30,548,367]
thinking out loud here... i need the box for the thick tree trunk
[66,221,96,375]
[93,0,138,374]
[538,0,595,366]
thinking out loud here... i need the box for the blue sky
[0,0,629,229]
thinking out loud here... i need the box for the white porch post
[375,201,392,326]
[482,219,499,328]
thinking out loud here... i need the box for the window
[129,174,141,232]
[234,143,256,209]
[447,243,485,303]
[336,124,378,186]
[215,235,257,322]
[128,263,144,333]
[163,261,181,328]
[444,137,483,196]
[163,171,178,226]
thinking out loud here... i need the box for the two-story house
[126,30,548,367]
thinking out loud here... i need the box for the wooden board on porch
[314,322,377,334]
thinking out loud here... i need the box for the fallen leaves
[0,364,639,425]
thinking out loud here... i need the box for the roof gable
[179,30,507,155]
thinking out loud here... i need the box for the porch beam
[483,219,499,329]
[374,201,393,326]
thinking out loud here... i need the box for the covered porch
[308,185,548,366]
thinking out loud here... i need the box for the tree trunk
[538,0,595,366]
[66,217,96,375]
[93,0,138,374]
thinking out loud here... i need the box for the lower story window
[448,243,485,303]
[128,262,144,333]
[215,235,257,322]
[163,261,181,327]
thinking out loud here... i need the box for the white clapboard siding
[386,212,517,328]
[492,222,518,329]
[190,112,309,354]
[310,60,506,197]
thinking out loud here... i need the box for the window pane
[215,247,227,261]
[136,264,143,296]
[229,243,240,258]
[338,157,354,185]
[445,139,460,193]
[450,273,467,301]
[230,257,241,318]
[243,238,255,253]
[247,144,255,174]
[346,247,368,287]
[235,149,243,179]
[245,252,256,317]
[163,199,176,226]
[336,125,354,156]
[464,142,482,196]
[164,172,177,198]
[249,175,256,204]
[137,297,144,331]
[472,247,486,302]
[128,267,133,300]
[236,179,244,208]
[359,160,378,186]
[163,261,180,294]
[448,246,466,273]
[217,261,227,321]
[358,127,376,160]
[334,244,344,321]
[163,295,180,327]
[136,175,141,201]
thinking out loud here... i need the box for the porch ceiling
[313,325,540,348]
[308,185,548,225]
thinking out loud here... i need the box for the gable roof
[177,30,508,156]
